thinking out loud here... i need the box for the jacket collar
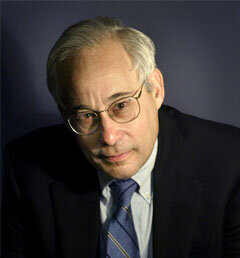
[152,107,204,258]
[50,179,100,258]
[50,132,101,258]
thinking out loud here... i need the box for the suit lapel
[49,133,101,258]
[152,107,204,258]
[51,179,100,258]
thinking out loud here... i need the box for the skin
[61,39,165,179]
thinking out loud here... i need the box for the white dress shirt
[98,140,158,258]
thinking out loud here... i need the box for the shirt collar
[98,139,158,204]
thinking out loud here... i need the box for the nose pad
[98,112,121,146]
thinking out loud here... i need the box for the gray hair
[47,16,157,110]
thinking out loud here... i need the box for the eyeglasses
[67,82,144,136]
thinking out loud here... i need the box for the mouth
[100,150,132,163]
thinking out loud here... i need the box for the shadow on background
[2,23,62,146]
[1,22,63,198]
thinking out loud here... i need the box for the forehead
[60,39,139,108]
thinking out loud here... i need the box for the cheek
[138,102,159,146]
[131,105,159,148]
[74,135,95,156]
[139,99,159,132]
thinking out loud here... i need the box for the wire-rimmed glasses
[67,83,144,136]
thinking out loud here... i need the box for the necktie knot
[110,179,138,207]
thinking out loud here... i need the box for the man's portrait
[2,2,240,258]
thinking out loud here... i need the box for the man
[2,16,240,258]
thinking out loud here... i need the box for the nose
[98,112,122,146]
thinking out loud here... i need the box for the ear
[148,68,165,109]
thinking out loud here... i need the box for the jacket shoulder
[5,124,68,149]
[3,124,88,178]
[161,105,240,140]
[161,105,240,167]
[4,124,79,158]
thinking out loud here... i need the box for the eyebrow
[107,89,136,102]
[71,89,137,113]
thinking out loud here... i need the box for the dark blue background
[2,1,240,146]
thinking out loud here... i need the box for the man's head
[47,17,164,179]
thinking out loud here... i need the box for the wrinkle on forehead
[59,39,139,109]
[74,40,135,81]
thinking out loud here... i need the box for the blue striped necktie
[106,179,140,258]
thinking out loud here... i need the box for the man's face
[62,39,164,179]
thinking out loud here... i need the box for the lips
[100,150,132,162]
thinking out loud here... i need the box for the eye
[85,112,96,118]
[116,101,127,109]
[76,111,97,120]
[109,98,134,119]
[113,98,132,111]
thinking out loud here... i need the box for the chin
[104,170,137,180]
[97,162,139,179]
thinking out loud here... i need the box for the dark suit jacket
[2,105,240,258]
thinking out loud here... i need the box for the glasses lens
[109,97,140,123]
[68,111,98,135]
[68,95,141,135]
